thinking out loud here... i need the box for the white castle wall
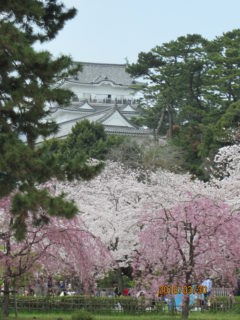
[63,82,135,103]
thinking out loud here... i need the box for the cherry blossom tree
[209,144,240,210]
[211,144,240,179]
[56,161,209,288]
[54,151,240,297]
[57,161,148,290]
[133,195,240,319]
[0,195,111,316]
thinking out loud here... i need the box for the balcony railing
[88,98,137,105]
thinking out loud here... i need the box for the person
[59,280,65,293]
[123,288,129,296]
[194,290,204,310]
[113,283,121,297]
[47,275,53,295]
[202,277,212,303]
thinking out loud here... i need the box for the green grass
[2,312,240,320]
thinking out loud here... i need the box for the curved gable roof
[100,109,135,128]
[72,62,134,86]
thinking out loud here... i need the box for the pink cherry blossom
[0,194,111,294]
[133,194,240,318]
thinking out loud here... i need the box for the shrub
[71,309,94,320]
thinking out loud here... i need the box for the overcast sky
[35,0,240,64]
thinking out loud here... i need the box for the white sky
[35,0,240,64]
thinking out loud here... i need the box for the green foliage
[127,34,208,137]
[107,138,144,169]
[213,101,240,145]
[218,101,240,128]
[127,29,240,179]
[2,296,240,318]
[172,124,211,180]
[71,310,94,320]
[3,295,240,317]
[0,295,149,315]
[42,120,123,181]
[97,268,133,289]
[65,120,107,159]
[107,137,188,174]
[3,313,240,320]
[130,104,168,133]
[0,1,95,241]
[60,120,123,161]
[143,141,187,173]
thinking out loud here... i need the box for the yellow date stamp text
[158,285,207,295]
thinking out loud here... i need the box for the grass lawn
[2,312,240,320]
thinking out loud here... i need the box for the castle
[47,62,152,138]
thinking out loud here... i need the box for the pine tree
[0,1,101,241]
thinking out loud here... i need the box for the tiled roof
[37,104,153,143]
[70,62,134,86]
[98,108,135,128]
[78,101,95,110]
[104,126,153,136]
[121,104,137,113]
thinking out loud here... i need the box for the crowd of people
[2,274,236,314]
[21,276,78,297]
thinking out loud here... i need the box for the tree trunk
[156,108,166,135]
[13,281,18,319]
[170,296,176,315]
[181,294,190,319]
[2,276,10,317]
[117,267,123,294]
[2,235,12,317]
[167,106,173,139]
